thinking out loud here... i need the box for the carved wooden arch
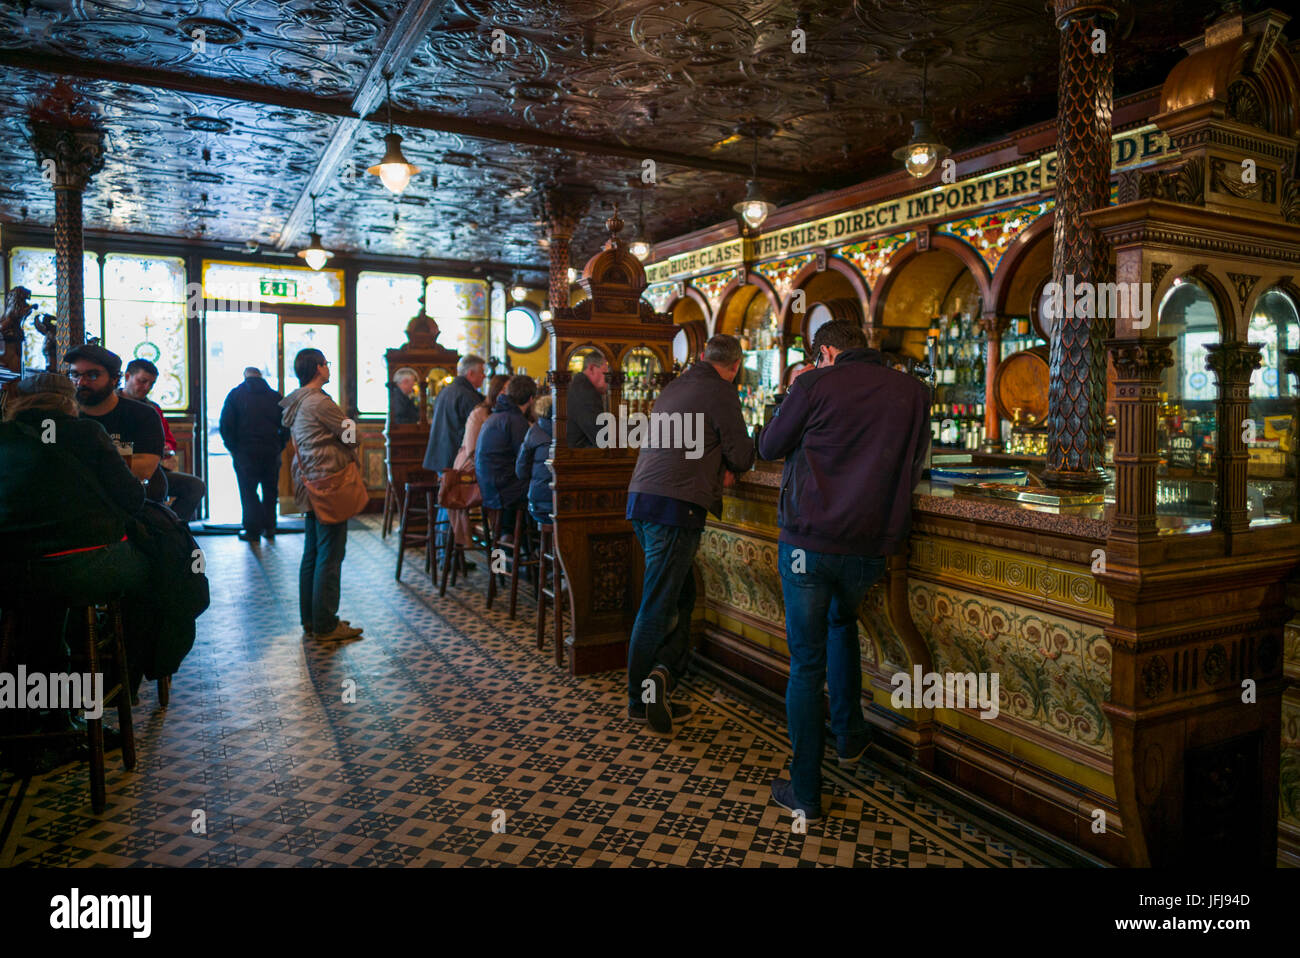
[663,282,712,326]
[559,339,616,372]
[1157,266,1239,341]
[777,254,871,333]
[714,270,781,336]
[867,232,994,331]
[1236,274,1300,343]
[990,208,1055,316]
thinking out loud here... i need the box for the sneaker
[644,666,673,733]
[770,779,823,822]
[837,731,872,767]
[314,622,363,641]
[627,700,693,729]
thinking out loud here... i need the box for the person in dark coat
[566,351,608,448]
[757,319,930,823]
[121,358,207,522]
[219,366,286,541]
[423,355,485,471]
[515,392,554,524]
[388,367,420,425]
[476,375,536,534]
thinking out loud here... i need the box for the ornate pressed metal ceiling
[0,0,1238,277]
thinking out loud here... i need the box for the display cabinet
[620,345,662,416]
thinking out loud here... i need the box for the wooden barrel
[992,344,1118,425]
[993,345,1050,426]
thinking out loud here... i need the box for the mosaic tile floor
[0,517,1048,867]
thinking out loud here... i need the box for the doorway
[202,311,342,524]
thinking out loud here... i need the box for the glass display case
[927,305,987,450]
[1155,278,1219,522]
[1245,287,1298,524]
[621,346,662,415]
[738,297,782,429]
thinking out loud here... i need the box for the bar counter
[692,458,1297,864]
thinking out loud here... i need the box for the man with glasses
[65,344,167,499]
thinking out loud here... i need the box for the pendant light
[893,53,950,180]
[297,193,332,271]
[567,266,577,285]
[628,187,652,261]
[733,128,775,231]
[511,279,528,303]
[367,75,419,195]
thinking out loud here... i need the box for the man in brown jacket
[281,348,363,642]
[625,334,755,735]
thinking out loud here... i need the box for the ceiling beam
[276,0,455,251]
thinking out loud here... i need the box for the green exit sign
[260,279,297,298]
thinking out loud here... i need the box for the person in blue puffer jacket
[475,374,537,536]
[515,392,554,524]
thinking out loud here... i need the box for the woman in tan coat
[447,373,509,547]
[281,348,362,642]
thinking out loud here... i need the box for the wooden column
[1044,0,1117,489]
[1285,349,1300,522]
[29,119,104,360]
[979,314,1008,446]
[1205,342,1263,538]
[1104,337,1174,564]
[541,187,592,314]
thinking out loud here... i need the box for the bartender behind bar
[757,319,930,822]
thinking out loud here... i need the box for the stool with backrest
[486,506,536,618]
[395,473,446,581]
[535,522,569,666]
[0,597,137,813]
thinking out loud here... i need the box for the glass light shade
[567,267,577,284]
[511,284,528,303]
[628,236,651,261]
[893,118,950,180]
[540,309,553,322]
[733,180,774,230]
[297,232,333,271]
[367,132,419,195]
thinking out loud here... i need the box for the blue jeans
[779,541,887,810]
[626,520,701,705]
[300,513,348,633]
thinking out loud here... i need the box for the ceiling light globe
[511,285,528,303]
[377,163,413,195]
[628,238,651,261]
[734,179,774,231]
[303,248,329,271]
[567,267,578,284]
[904,145,938,179]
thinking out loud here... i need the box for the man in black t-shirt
[65,344,167,501]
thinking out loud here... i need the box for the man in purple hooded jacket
[757,319,930,822]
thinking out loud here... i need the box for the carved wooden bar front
[544,210,679,676]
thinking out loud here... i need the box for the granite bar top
[913,483,1112,539]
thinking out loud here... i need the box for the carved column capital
[30,122,105,191]
[978,314,1009,338]
[1053,0,1119,26]
[1204,342,1263,384]
[1106,336,1175,380]
[540,186,593,240]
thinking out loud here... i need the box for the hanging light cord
[310,193,319,232]
[384,74,395,133]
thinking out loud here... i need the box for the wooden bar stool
[507,511,541,620]
[394,480,441,581]
[0,598,137,813]
[486,507,536,616]
[381,459,402,539]
[535,522,568,666]
[439,504,490,597]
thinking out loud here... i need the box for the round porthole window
[505,305,543,351]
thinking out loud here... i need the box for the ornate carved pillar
[541,187,592,315]
[30,92,105,362]
[1285,349,1300,522]
[979,314,1009,446]
[1044,0,1118,489]
[1104,337,1174,563]
[1205,342,1263,537]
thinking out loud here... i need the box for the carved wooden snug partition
[1087,7,1300,866]
[384,314,461,493]
[544,210,679,676]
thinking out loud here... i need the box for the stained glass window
[426,276,487,358]
[103,253,189,410]
[357,271,424,415]
[8,247,100,371]
[202,260,345,308]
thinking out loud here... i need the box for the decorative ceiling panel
[0,0,1232,271]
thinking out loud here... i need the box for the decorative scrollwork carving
[1141,655,1169,699]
